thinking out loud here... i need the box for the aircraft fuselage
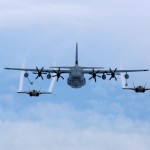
[67,67,86,88]
[135,86,145,93]
[29,90,40,96]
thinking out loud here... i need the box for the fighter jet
[122,85,150,93]
[18,90,51,97]
[5,43,149,88]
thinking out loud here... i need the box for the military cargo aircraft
[18,90,51,96]
[5,43,149,88]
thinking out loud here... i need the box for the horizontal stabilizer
[122,88,134,90]
[49,66,104,69]
[49,66,71,69]
[82,67,104,69]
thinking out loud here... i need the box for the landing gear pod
[124,73,129,79]
[24,72,29,78]
[124,73,129,86]
[102,74,106,80]
[47,73,51,79]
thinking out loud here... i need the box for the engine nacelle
[124,73,129,79]
[102,74,106,80]
[47,73,51,79]
[24,72,29,78]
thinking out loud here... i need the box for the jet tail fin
[75,43,78,66]
[144,82,147,88]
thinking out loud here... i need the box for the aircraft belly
[67,78,86,88]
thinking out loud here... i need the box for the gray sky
[0,0,150,149]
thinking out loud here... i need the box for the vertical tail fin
[144,82,147,88]
[75,43,78,66]
[133,83,135,88]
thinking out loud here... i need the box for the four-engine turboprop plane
[18,90,51,97]
[122,84,150,93]
[4,43,149,88]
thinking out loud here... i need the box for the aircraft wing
[17,91,28,94]
[40,92,52,94]
[4,67,71,73]
[122,88,135,90]
[5,67,148,74]
[145,88,150,91]
[83,69,149,74]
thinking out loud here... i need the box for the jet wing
[40,92,52,94]
[4,67,71,74]
[145,88,150,91]
[122,88,135,90]
[83,69,149,74]
[17,91,28,94]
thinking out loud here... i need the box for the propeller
[52,68,64,82]
[108,68,118,81]
[89,69,101,82]
[33,67,46,80]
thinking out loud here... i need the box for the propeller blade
[57,78,59,82]
[114,68,117,72]
[96,70,100,74]
[36,67,39,72]
[53,70,57,73]
[34,67,45,80]
[52,68,64,81]
[52,75,57,77]
[96,75,101,78]
[41,67,44,71]
[89,69,101,82]
[41,75,43,80]
[36,76,38,80]
[89,76,93,80]
[108,68,118,81]
[60,76,64,80]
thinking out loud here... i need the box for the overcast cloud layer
[0,0,150,149]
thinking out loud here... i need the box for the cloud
[0,121,150,150]
[0,101,150,150]
[1,1,150,149]
[0,0,150,29]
